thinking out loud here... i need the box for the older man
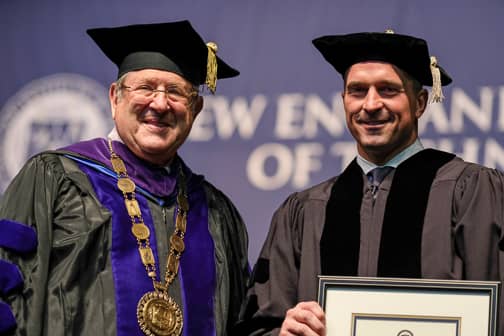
[0,20,249,336]
[237,31,504,335]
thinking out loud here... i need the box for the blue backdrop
[1,0,503,263]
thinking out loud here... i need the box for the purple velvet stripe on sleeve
[0,219,37,254]
[77,163,154,335]
[179,182,216,336]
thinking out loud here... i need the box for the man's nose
[150,91,171,109]
[362,87,383,112]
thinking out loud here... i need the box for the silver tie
[367,166,393,197]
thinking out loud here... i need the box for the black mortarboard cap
[312,31,452,102]
[87,20,239,92]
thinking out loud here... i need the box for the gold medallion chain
[108,139,186,336]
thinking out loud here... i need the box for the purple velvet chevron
[0,219,37,333]
[0,260,23,296]
[0,219,37,254]
[0,302,16,333]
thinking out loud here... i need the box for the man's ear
[109,83,119,120]
[415,88,429,119]
[192,95,204,118]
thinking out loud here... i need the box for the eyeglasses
[121,84,198,104]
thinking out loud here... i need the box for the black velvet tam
[313,31,452,86]
[87,20,239,84]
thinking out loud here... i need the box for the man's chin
[137,148,176,166]
[361,141,392,155]
[140,144,173,155]
[358,136,389,149]
[141,123,171,135]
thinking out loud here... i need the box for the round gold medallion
[170,235,185,252]
[117,177,136,193]
[137,291,183,336]
[132,223,150,240]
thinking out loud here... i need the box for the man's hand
[0,219,37,333]
[279,301,326,336]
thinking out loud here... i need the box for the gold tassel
[429,56,444,103]
[206,42,218,94]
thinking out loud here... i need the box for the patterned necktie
[367,166,393,197]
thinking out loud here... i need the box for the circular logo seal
[0,73,112,193]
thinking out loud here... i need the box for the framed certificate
[317,276,499,336]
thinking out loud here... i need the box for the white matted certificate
[317,276,499,336]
